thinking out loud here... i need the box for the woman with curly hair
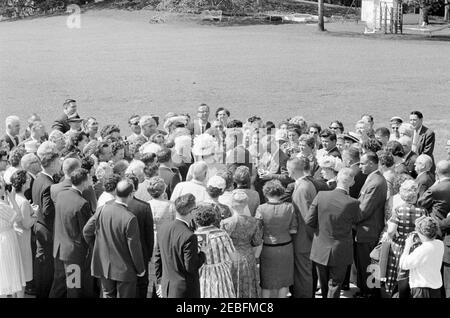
[255,180,297,298]
[194,204,236,298]
[3,147,26,185]
[10,170,37,288]
[382,180,426,297]
[110,141,125,163]
[318,155,343,190]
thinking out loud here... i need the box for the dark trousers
[100,278,137,298]
[410,287,441,298]
[316,263,348,298]
[64,260,97,298]
[443,263,450,298]
[136,271,149,298]
[398,278,410,298]
[34,224,54,298]
[27,225,37,292]
[355,241,378,295]
[293,252,313,298]
[49,258,67,298]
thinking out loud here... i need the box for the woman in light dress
[0,179,26,298]
[10,170,37,287]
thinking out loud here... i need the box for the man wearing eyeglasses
[52,99,80,134]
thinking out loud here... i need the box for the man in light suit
[410,111,435,161]
[53,168,94,298]
[83,180,146,298]
[306,168,362,298]
[287,157,316,298]
[188,104,211,136]
[155,193,205,298]
[354,152,387,298]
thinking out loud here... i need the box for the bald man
[170,162,210,203]
[399,136,418,178]
[415,154,435,198]
[418,160,450,297]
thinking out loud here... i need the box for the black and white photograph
[0,0,449,305]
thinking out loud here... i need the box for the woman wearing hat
[204,175,232,227]
[317,155,344,190]
[221,190,263,298]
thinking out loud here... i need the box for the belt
[263,240,292,247]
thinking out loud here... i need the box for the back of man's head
[337,168,355,189]
[342,146,360,165]
[116,179,134,199]
[70,168,89,187]
[192,161,208,182]
[174,193,196,216]
[287,157,310,174]
[21,153,40,173]
[104,174,122,193]
[124,173,139,191]
[436,160,450,179]
[416,154,433,172]
[63,158,81,177]
[156,148,172,164]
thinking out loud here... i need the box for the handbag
[370,241,390,279]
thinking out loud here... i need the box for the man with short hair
[83,179,146,298]
[3,115,21,150]
[306,168,362,298]
[225,127,253,174]
[157,148,181,199]
[418,160,450,298]
[389,116,403,141]
[53,168,94,298]
[21,153,42,202]
[354,152,387,298]
[415,154,435,198]
[399,135,418,178]
[97,174,122,208]
[140,116,158,142]
[319,129,341,159]
[171,162,210,203]
[410,111,435,158]
[32,141,62,298]
[287,157,316,298]
[361,114,374,129]
[342,147,367,199]
[95,142,113,163]
[52,99,80,134]
[355,120,371,142]
[125,175,154,298]
[65,117,84,137]
[155,193,205,298]
[127,115,141,143]
[374,127,391,148]
[189,104,211,136]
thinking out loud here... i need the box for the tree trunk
[318,0,325,31]
[445,0,449,22]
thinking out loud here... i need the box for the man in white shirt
[97,174,121,208]
[171,161,210,204]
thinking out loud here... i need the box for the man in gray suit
[287,157,316,298]
[83,179,145,298]
[354,152,387,298]
[306,168,362,298]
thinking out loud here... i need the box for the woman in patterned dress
[194,205,236,298]
[0,180,26,297]
[382,180,425,297]
[221,190,263,298]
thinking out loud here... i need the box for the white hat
[207,175,226,190]
[140,142,162,155]
[318,155,344,172]
[192,134,216,157]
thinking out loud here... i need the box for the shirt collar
[6,132,17,144]
[350,162,360,168]
[176,217,190,227]
[114,200,128,208]
[40,171,54,181]
[191,179,205,186]
[416,171,427,179]
[367,169,379,178]
[336,186,349,195]
[415,125,423,133]
[71,186,83,195]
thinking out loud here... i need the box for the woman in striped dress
[0,181,26,297]
[194,205,236,298]
[382,180,425,297]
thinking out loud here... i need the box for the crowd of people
[0,99,449,299]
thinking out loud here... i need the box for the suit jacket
[52,113,80,134]
[24,173,35,203]
[51,178,97,213]
[403,151,418,178]
[32,172,56,235]
[158,166,181,199]
[356,170,387,243]
[188,119,211,136]
[327,146,342,159]
[53,188,91,262]
[282,176,329,203]
[83,201,145,282]
[306,188,361,267]
[154,219,205,298]
[127,196,154,266]
[416,171,435,199]
[2,134,19,151]
[349,169,367,199]
[291,177,317,254]
[415,125,435,159]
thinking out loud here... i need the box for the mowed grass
[0,10,449,160]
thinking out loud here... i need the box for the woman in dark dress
[255,180,297,298]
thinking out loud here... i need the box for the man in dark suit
[188,104,211,136]
[52,99,80,134]
[126,175,154,298]
[410,110,435,160]
[306,168,362,298]
[342,146,367,199]
[155,193,205,298]
[418,160,450,297]
[53,168,93,297]
[319,129,341,159]
[32,142,62,298]
[354,152,387,298]
[157,148,181,199]
[415,154,435,198]
[21,153,42,202]
[287,157,316,298]
[399,136,418,178]
[3,115,21,150]
[83,179,146,298]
